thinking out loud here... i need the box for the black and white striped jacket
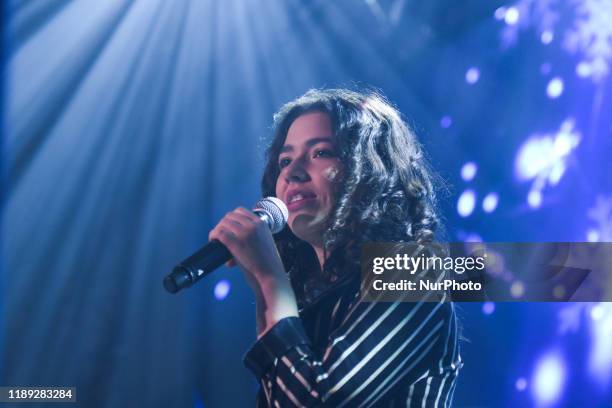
[244,270,462,407]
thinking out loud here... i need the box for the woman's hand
[208,207,285,282]
[208,207,299,337]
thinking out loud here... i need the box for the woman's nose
[285,158,310,183]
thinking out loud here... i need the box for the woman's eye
[279,157,291,168]
[314,149,335,158]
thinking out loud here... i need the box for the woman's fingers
[209,225,239,268]
[234,207,260,223]
[209,210,246,241]
[209,208,260,268]
[207,206,283,277]
[209,226,237,247]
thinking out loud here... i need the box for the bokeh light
[504,7,520,25]
[516,377,528,392]
[541,30,554,44]
[546,77,564,99]
[440,115,453,128]
[482,302,495,315]
[461,162,478,182]
[528,190,543,209]
[465,67,480,84]
[532,352,566,406]
[589,303,612,386]
[482,193,499,213]
[457,189,477,217]
[214,280,231,301]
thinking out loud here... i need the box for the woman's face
[275,111,343,245]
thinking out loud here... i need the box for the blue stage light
[576,61,592,78]
[482,192,499,213]
[589,303,612,386]
[527,190,542,209]
[457,189,476,218]
[494,7,507,21]
[465,67,480,84]
[541,30,554,44]
[504,7,520,26]
[515,377,527,392]
[546,77,564,98]
[587,229,600,242]
[440,116,452,129]
[482,302,495,315]
[532,352,566,406]
[461,162,477,181]
[515,137,553,181]
[214,280,231,301]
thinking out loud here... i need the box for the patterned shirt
[244,272,462,407]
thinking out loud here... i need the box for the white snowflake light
[498,0,612,82]
[546,76,564,98]
[514,118,581,208]
[587,195,612,241]
[499,0,560,48]
[589,303,612,386]
[565,0,612,82]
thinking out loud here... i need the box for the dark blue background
[2,1,611,407]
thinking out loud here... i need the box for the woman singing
[209,89,462,407]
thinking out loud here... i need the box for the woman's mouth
[286,192,317,211]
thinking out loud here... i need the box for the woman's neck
[312,244,325,270]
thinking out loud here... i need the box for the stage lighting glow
[504,7,520,25]
[214,280,231,300]
[494,7,507,20]
[457,189,476,217]
[589,303,612,386]
[540,63,552,75]
[510,281,525,298]
[546,77,564,98]
[515,138,553,180]
[553,127,575,157]
[464,233,482,242]
[483,250,505,277]
[458,231,483,242]
[501,0,612,82]
[528,190,542,208]
[565,0,612,82]
[553,285,566,300]
[558,304,586,335]
[576,61,592,78]
[482,302,495,315]
[587,195,612,242]
[465,67,480,84]
[591,304,604,321]
[587,229,599,242]
[541,30,554,44]
[516,377,527,391]
[440,116,452,128]
[547,162,565,186]
[461,162,477,181]
[482,192,499,213]
[532,352,566,406]
[515,119,580,208]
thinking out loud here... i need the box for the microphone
[163,197,289,294]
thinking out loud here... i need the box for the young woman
[209,89,462,407]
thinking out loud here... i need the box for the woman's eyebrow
[280,136,334,153]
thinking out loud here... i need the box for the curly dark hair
[261,88,442,306]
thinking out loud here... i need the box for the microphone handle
[163,240,231,293]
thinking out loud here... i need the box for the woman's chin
[289,213,328,242]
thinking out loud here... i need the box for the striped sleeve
[243,295,461,407]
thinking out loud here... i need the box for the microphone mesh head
[254,197,288,234]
